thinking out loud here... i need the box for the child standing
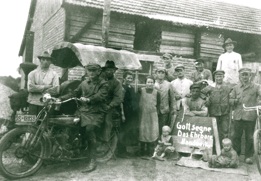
[139,76,160,156]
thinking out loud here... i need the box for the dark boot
[82,159,97,173]
[140,142,146,156]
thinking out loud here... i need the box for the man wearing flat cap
[101,60,123,143]
[190,58,213,83]
[170,64,193,110]
[162,53,177,81]
[202,70,233,144]
[184,83,208,117]
[27,51,59,114]
[229,67,261,164]
[60,63,109,172]
[154,67,175,134]
[216,38,242,85]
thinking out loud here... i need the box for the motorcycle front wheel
[0,126,45,179]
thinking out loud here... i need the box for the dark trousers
[140,141,155,156]
[158,113,169,135]
[232,120,256,158]
[214,114,230,144]
[28,104,43,115]
[85,125,97,160]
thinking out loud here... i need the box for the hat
[85,63,101,70]
[190,83,201,90]
[175,64,185,70]
[156,67,167,74]
[213,70,225,77]
[239,67,252,73]
[222,38,237,48]
[37,51,53,60]
[162,53,172,60]
[194,58,204,67]
[102,60,118,70]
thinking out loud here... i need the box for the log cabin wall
[199,31,224,72]
[160,25,195,57]
[66,8,136,80]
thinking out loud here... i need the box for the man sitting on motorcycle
[59,63,108,172]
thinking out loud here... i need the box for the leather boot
[82,159,97,173]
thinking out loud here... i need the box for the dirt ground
[0,156,260,181]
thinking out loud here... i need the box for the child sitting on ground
[152,126,175,161]
[208,138,239,168]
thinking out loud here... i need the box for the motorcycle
[0,93,118,179]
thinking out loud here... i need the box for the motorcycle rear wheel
[96,129,118,162]
[0,127,45,179]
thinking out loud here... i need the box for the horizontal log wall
[160,26,195,57]
[68,11,135,50]
[200,32,224,60]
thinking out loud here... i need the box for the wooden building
[19,0,261,84]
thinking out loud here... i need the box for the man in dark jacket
[60,63,108,172]
[202,70,232,143]
[102,61,123,142]
[229,67,261,164]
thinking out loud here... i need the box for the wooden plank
[162,35,195,43]
[161,40,194,47]
[81,30,135,41]
[162,31,195,39]
[200,44,224,50]
[92,24,135,35]
[162,26,194,34]
[200,53,220,58]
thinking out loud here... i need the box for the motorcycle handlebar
[243,104,261,111]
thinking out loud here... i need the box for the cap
[239,67,251,73]
[190,83,201,90]
[194,58,204,67]
[156,67,167,74]
[213,70,225,76]
[174,64,185,70]
[162,53,173,60]
[37,51,53,60]
[85,63,101,70]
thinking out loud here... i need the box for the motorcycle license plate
[15,115,36,123]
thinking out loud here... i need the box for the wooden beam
[102,0,111,47]
[69,15,99,43]
[194,29,201,59]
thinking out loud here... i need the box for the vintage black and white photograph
[0,0,261,180]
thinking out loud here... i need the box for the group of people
[25,37,261,172]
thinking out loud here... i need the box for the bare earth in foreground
[0,156,260,181]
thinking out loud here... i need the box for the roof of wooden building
[65,0,261,35]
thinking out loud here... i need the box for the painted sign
[172,113,219,155]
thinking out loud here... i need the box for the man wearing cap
[184,83,208,117]
[190,58,213,83]
[27,51,59,114]
[170,64,193,110]
[202,70,232,143]
[101,60,123,142]
[154,67,175,134]
[229,67,261,164]
[162,53,177,81]
[216,38,242,85]
[60,63,108,172]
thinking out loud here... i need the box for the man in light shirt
[27,51,60,114]
[170,64,193,110]
[216,38,242,85]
